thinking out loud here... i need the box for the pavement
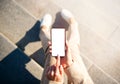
[0,0,120,84]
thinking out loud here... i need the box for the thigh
[68,23,80,45]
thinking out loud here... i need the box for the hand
[46,55,64,82]
[48,41,73,69]
[61,41,73,69]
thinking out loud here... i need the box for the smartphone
[51,28,65,57]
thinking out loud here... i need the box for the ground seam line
[12,0,37,20]
[82,54,119,84]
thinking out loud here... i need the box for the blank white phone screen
[52,29,65,56]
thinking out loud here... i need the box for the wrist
[64,60,73,69]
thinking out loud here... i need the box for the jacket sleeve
[65,61,84,84]
[65,61,94,84]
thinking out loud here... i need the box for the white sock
[41,14,52,28]
[61,9,74,23]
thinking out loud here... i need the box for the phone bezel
[51,28,66,57]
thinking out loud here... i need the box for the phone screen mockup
[51,28,65,57]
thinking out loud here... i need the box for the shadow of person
[0,48,40,84]
[16,20,46,68]
[30,48,45,68]
[16,21,41,51]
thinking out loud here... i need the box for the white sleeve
[65,61,84,84]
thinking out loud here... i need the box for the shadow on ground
[16,21,41,51]
[16,21,45,67]
[30,48,45,67]
[0,48,40,84]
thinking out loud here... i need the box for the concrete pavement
[0,0,120,84]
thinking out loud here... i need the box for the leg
[39,14,57,84]
[40,14,68,84]
[68,20,80,45]
[61,9,94,84]
[39,14,52,51]
[61,9,80,45]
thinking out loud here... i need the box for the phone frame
[51,28,66,57]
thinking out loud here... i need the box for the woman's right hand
[46,56,64,82]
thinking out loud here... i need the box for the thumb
[55,55,60,76]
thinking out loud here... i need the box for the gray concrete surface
[0,33,43,83]
[0,0,45,66]
[0,0,120,83]
[0,33,17,61]
[89,65,118,84]
[52,0,120,83]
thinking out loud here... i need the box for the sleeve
[65,61,84,84]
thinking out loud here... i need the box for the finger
[56,55,60,67]
[46,66,55,80]
[50,66,55,77]
[49,50,52,54]
[47,67,51,76]
[55,55,60,76]
[46,67,51,79]
[49,46,52,52]
[59,65,64,75]
[48,41,52,53]
[51,70,54,77]
[48,41,52,46]
[49,46,52,50]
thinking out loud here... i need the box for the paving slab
[79,24,120,83]
[0,33,43,83]
[109,27,120,48]
[87,0,120,24]
[0,33,17,61]
[49,2,120,82]
[52,0,118,39]
[0,0,37,43]
[51,1,120,82]
[0,0,44,65]
[1,0,120,83]
[15,0,70,28]
[80,52,93,70]
[89,65,119,84]
[15,0,61,20]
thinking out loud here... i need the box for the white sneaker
[41,14,52,29]
[61,9,74,23]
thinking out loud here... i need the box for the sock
[41,14,52,28]
[61,9,74,23]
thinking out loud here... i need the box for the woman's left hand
[46,55,64,82]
